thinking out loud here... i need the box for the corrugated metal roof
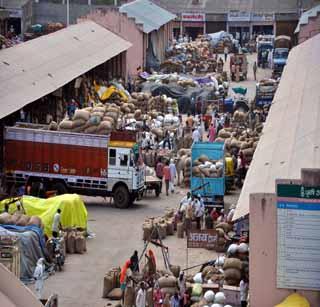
[233,33,320,220]
[295,4,320,33]
[119,0,176,34]
[0,21,131,120]
[0,0,31,9]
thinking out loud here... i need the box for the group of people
[155,158,177,196]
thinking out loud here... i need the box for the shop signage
[181,13,206,22]
[276,182,320,290]
[187,229,217,249]
[251,12,274,22]
[228,11,250,22]
[7,9,22,18]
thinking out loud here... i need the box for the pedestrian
[169,159,177,193]
[52,208,62,238]
[224,45,229,62]
[186,113,194,128]
[153,282,164,307]
[163,161,171,196]
[136,282,147,307]
[240,271,249,307]
[227,204,236,223]
[217,209,226,223]
[33,258,45,300]
[163,130,171,150]
[179,192,191,214]
[170,292,180,307]
[192,128,201,144]
[178,272,186,303]
[205,210,213,229]
[251,61,257,82]
[194,196,204,230]
[130,250,139,273]
[208,122,216,142]
[184,199,193,235]
[210,208,219,222]
[155,158,164,193]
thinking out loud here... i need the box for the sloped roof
[0,0,31,9]
[119,0,176,34]
[295,3,320,33]
[233,33,320,220]
[0,21,131,120]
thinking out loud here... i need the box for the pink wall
[78,8,145,77]
[249,193,320,307]
[298,13,320,44]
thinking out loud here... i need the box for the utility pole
[67,0,70,27]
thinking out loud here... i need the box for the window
[109,149,116,166]
[120,154,128,167]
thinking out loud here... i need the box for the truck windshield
[274,50,288,59]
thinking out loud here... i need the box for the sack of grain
[151,128,163,138]
[107,288,123,300]
[200,168,211,178]
[102,275,114,298]
[192,283,203,297]
[192,166,201,177]
[215,228,225,238]
[73,118,86,128]
[27,216,42,228]
[75,235,86,254]
[124,286,135,307]
[242,148,254,157]
[72,125,86,133]
[134,109,142,120]
[216,222,232,233]
[48,121,58,131]
[93,106,106,114]
[89,115,102,126]
[177,222,184,238]
[158,223,167,239]
[66,232,76,254]
[166,221,174,235]
[224,268,241,286]
[59,120,73,130]
[73,109,91,121]
[143,223,152,241]
[98,121,113,132]
[218,130,231,139]
[84,126,98,134]
[223,258,242,271]
[198,155,209,163]
[158,275,177,288]
[169,265,181,278]
[16,214,30,226]
[161,287,178,296]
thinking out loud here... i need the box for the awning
[0,21,132,120]
[233,33,320,220]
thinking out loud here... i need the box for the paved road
[28,53,271,306]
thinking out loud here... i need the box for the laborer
[155,158,164,193]
[52,208,62,238]
[194,196,204,230]
[130,250,139,273]
[205,210,213,229]
[227,204,236,223]
[184,199,193,235]
[217,209,226,223]
[170,292,180,307]
[145,249,157,276]
[169,159,177,194]
[253,61,257,81]
[186,113,194,129]
[33,258,45,300]
[136,282,147,307]
[210,208,219,221]
[178,271,186,305]
[240,270,249,307]
[179,192,191,213]
[120,259,132,298]
[224,45,229,62]
[153,282,164,307]
[192,128,201,144]
[163,161,171,196]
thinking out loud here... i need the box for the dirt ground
[29,53,271,306]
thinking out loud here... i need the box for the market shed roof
[295,3,320,33]
[233,33,320,220]
[0,0,31,9]
[0,21,131,120]
[119,0,176,34]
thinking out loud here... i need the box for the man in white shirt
[193,196,204,230]
[192,128,201,143]
[179,192,191,214]
[136,282,146,307]
[52,208,61,238]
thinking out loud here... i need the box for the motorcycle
[49,237,65,271]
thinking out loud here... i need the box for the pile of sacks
[142,208,175,241]
[223,258,242,286]
[62,229,86,254]
[58,104,120,135]
[0,212,43,228]
[102,267,122,300]
[192,155,224,178]
[215,222,233,251]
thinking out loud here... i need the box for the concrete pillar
[301,168,320,187]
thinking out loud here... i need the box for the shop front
[251,13,275,37]
[178,12,206,39]
[227,11,251,45]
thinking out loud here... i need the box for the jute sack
[59,120,73,130]
[98,121,113,132]
[177,223,184,238]
[75,235,86,254]
[169,265,181,278]
[71,125,86,133]
[73,119,86,128]
[84,126,98,134]
[223,258,242,271]
[66,232,76,254]
[158,275,177,288]
[73,109,90,121]
[142,223,152,241]
[124,286,135,307]
[216,222,232,233]
[102,275,114,298]
[158,223,167,239]
[16,214,30,226]
[166,221,174,235]
[146,288,153,307]
[27,216,42,228]
[107,288,123,300]
[161,287,178,296]
[224,268,241,286]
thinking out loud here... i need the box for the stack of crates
[0,235,20,278]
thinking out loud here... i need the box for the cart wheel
[155,187,160,197]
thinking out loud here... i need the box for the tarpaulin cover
[274,293,310,307]
[1,194,88,236]
[0,226,47,281]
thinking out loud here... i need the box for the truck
[255,78,278,107]
[257,38,273,67]
[191,142,225,208]
[4,124,145,208]
[272,35,291,78]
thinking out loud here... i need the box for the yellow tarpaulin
[275,293,310,307]
[0,194,87,236]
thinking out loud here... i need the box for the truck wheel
[113,185,130,209]
[53,182,67,195]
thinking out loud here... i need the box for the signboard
[228,11,250,22]
[187,229,217,249]
[251,12,274,22]
[181,13,206,22]
[277,183,320,290]
[7,9,22,18]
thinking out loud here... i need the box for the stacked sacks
[201,265,224,284]
[223,258,242,286]
[191,273,203,303]
[158,274,178,296]
[183,157,192,188]
[63,229,86,254]
[192,155,224,178]
[102,268,121,298]
[215,222,233,251]
[0,212,43,228]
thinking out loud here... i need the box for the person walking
[184,199,193,235]
[170,292,180,307]
[52,208,62,238]
[194,196,204,230]
[33,258,45,300]
[153,282,164,307]
[253,61,257,81]
[240,271,249,307]
[136,282,147,307]
[224,45,229,62]
[155,159,164,193]
[169,159,177,193]
[163,161,171,196]
[192,128,201,144]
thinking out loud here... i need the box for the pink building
[78,0,176,78]
[295,4,320,44]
